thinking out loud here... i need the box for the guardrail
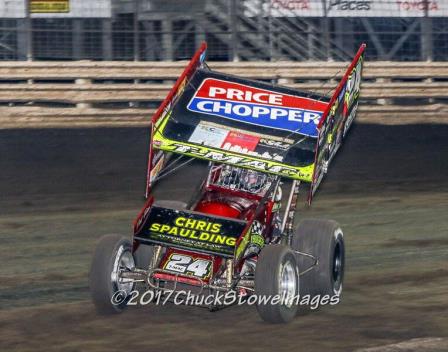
[1,61,447,128]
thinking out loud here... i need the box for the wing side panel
[308,44,366,204]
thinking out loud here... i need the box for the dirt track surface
[0,124,447,352]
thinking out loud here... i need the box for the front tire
[89,234,135,314]
[254,245,299,323]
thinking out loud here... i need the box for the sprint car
[89,42,366,323]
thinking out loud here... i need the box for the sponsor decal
[163,253,211,278]
[188,124,284,161]
[345,58,363,110]
[251,234,265,247]
[200,50,207,63]
[249,220,266,248]
[149,151,165,183]
[235,220,265,259]
[272,0,311,10]
[149,217,234,245]
[174,77,187,102]
[187,78,326,137]
[343,101,358,137]
[396,1,439,11]
[328,0,372,11]
[338,86,346,104]
[136,207,246,256]
[170,143,305,178]
[188,123,229,147]
[222,131,260,152]
[330,100,339,118]
[258,138,292,150]
[246,0,324,17]
[134,201,152,233]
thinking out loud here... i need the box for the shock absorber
[225,259,234,288]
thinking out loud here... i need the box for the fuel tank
[195,201,241,219]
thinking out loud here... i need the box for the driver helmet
[240,169,268,193]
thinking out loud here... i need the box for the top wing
[151,59,331,182]
[147,42,366,199]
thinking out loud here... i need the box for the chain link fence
[0,0,447,61]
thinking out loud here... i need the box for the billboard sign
[245,0,324,17]
[0,0,25,17]
[244,0,448,17]
[326,0,446,17]
[30,0,70,13]
[0,0,111,18]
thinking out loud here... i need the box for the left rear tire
[89,234,135,314]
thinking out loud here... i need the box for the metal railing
[0,60,447,128]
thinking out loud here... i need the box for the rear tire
[255,245,299,324]
[89,234,135,314]
[133,244,154,270]
[292,219,345,298]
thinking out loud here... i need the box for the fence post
[421,1,433,62]
[230,0,239,62]
[75,78,92,109]
[307,22,316,61]
[102,19,112,60]
[25,0,33,61]
[133,0,140,61]
[195,19,206,53]
[321,0,331,61]
[162,19,173,61]
[73,19,83,60]
[422,1,434,104]
[375,77,391,106]
[17,19,31,61]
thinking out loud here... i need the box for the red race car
[89,42,365,323]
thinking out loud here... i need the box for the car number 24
[164,254,211,278]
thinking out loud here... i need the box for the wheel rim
[111,245,135,295]
[332,241,343,294]
[280,260,297,308]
